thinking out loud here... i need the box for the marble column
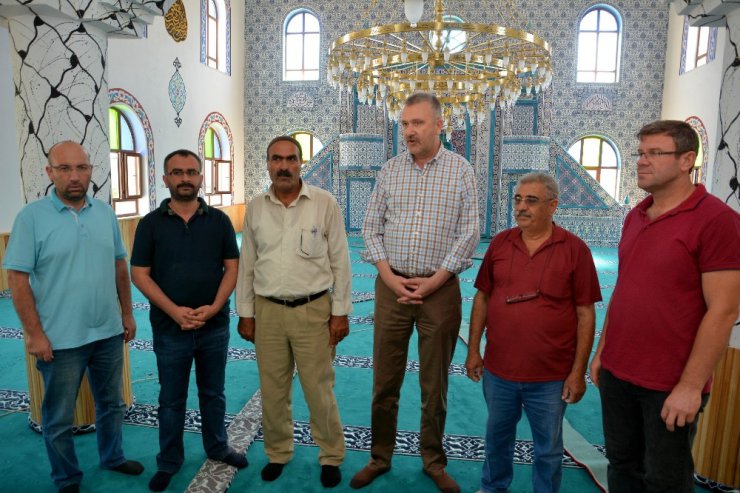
[715,8,740,213]
[0,0,173,203]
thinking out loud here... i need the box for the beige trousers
[254,294,345,466]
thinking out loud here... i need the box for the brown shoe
[423,469,461,493]
[349,464,391,489]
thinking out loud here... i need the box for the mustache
[177,183,194,189]
[276,170,293,178]
[516,212,531,218]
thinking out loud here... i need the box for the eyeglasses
[506,290,541,304]
[631,150,687,160]
[50,164,93,174]
[167,169,201,177]
[513,195,553,206]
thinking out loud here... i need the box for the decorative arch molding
[108,88,157,211]
[198,112,235,194]
[685,115,709,184]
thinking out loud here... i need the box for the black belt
[391,268,432,279]
[264,290,328,308]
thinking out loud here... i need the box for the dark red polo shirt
[602,185,740,392]
[475,224,602,381]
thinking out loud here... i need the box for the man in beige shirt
[236,135,351,488]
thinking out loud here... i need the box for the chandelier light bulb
[404,0,424,27]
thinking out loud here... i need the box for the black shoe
[148,471,174,492]
[216,449,248,469]
[59,485,80,493]
[261,462,285,481]
[321,465,342,488]
[112,460,145,476]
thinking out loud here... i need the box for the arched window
[680,18,718,74]
[109,107,145,216]
[290,131,324,164]
[201,0,231,74]
[202,124,232,206]
[283,10,320,81]
[568,135,620,200]
[685,116,708,185]
[206,0,219,68]
[577,6,622,83]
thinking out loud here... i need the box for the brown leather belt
[264,290,328,308]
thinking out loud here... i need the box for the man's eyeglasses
[505,290,541,304]
[513,195,553,206]
[49,164,93,174]
[167,169,201,177]
[631,150,687,160]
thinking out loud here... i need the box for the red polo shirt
[602,185,740,392]
[475,224,602,381]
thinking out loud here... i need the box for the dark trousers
[152,323,231,473]
[598,369,708,493]
[369,275,461,473]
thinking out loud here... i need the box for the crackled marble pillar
[0,0,173,203]
[5,12,111,202]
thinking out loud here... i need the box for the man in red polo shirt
[466,172,601,493]
[590,120,740,493]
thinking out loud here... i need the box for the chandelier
[327,0,553,137]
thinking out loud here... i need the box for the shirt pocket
[296,227,327,259]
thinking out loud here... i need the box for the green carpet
[0,239,712,492]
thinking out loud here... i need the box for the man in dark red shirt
[590,120,740,493]
[466,172,601,493]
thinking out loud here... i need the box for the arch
[576,4,622,83]
[567,133,621,200]
[685,116,708,185]
[283,8,321,81]
[289,130,324,164]
[201,0,231,74]
[198,112,234,205]
[108,88,156,211]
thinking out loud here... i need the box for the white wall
[108,0,245,206]
[661,3,725,187]
[0,22,23,233]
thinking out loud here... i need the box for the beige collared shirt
[236,182,352,317]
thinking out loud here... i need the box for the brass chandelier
[327,0,553,136]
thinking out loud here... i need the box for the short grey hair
[517,172,559,199]
[404,92,443,120]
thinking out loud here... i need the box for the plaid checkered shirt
[362,146,479,276]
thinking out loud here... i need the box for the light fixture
[327,0,553,137]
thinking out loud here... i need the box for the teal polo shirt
[3,189,127,349]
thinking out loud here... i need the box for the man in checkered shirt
[352,92,479,493]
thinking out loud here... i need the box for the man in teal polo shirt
[3,141,143,493]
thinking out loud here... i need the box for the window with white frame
[568,135,620,200]
[283,9,320,81]
[109,106,146,217]
[576,6,622,83]
[202,125,232,206]
[681,18,717,74]
[202,0,229,73]
[290,131,324,164]
[429,15,467,54]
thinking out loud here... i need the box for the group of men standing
[3,93,739,493]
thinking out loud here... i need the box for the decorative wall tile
[168,58,186,127]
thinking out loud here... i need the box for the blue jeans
[152,323,230,473]
[480,370,567,493]
[35,334,127,489]
[598,369,708,493]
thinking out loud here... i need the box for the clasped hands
[172,305,217,330]
[387,275,444,304]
